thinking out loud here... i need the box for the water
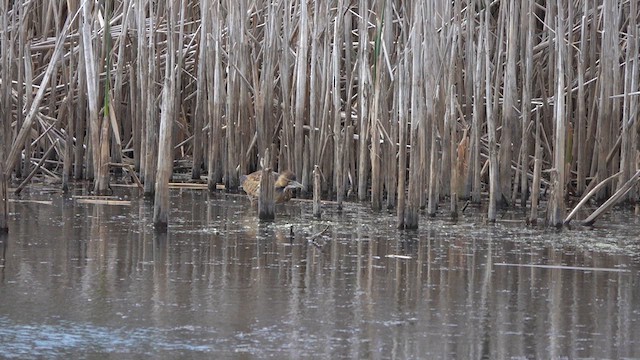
[1,187,639,359]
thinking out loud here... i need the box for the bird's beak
[285,180,304,191]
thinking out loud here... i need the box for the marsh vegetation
[0,0,638,230]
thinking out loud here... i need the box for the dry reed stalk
[191,0,207,181]
[302,136,310,192]
[564,170,622,225]
[109,0,131,175]
[404,2,424,229]
[469,23,483,204]
[594,0,616,201]
[583,2,598,186]
[5,13,73,177]
[135,0,147,177]
[174,0,189,164]
[153,0,178,230]
[332,1,345,206]
[307,0,321,186]
[128,68,140,174]
[82,0,110,194]
[313,165,321,218]
[169,183,208,190]
[1,0,9,152]
[8,199,53,205]
[279,0,294,174]
[462,1,475,186]
[0,0,9,231]
[316,31,332,193]
[255,1,278,169]
[530,111,542,224]
[575,10,587,196]
[548,4,566,227]
[386,117,397,209]
[258,149,275,221]
[518,0,535,207]
[440,45,456,200]
[237,0,253,182]
[447,84,457,199]
[610,3,623,182]
[96,108,111,194]
[143,0,159,196]
[13,2,24,178]
[450,193,458,219]
[345,125,354,198]
[294,0,309,179]
[62,71,74,193]
[369,3,384,211]
[425,2,440,217]
[565,0,576,194]
[335,127,345,208]
[356,0,370,201]
[500,0,518,205]
[396,59,408,228]
[381,0,395,210]
[427,109,438,217]
[0,123,5,233]
[207,0,224,190]
[225,1,241,189]
[484,14,498,223]
[343,5,355,200]
[74,34,87,180]
[15,140,58,195]
[76,199,132,206]
[386,48,398,210]
[617,0,638,201]
[582,170,640,226]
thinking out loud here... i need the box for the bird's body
[240,170,304,203]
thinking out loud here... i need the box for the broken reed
[0,0,639,230]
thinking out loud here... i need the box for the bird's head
[275,171,304,192]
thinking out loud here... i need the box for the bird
[240,170,304,204]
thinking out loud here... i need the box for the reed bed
[0,0,639,230]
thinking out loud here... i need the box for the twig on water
[308,225,330,249]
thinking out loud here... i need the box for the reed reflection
[0,194,637,358]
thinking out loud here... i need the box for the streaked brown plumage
[240,170,304,203]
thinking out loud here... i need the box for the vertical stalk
[548,2,566,227]
[356,0,370,201]
[294,0,309,179]
[484,11,498,222]
[154,0,177,229]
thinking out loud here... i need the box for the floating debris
[75,199,132,206]
[385,254,412,260]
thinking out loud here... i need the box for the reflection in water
[0,189,639,359]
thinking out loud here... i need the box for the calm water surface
[0,187,639,359]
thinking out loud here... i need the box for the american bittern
[240,170,304,203]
